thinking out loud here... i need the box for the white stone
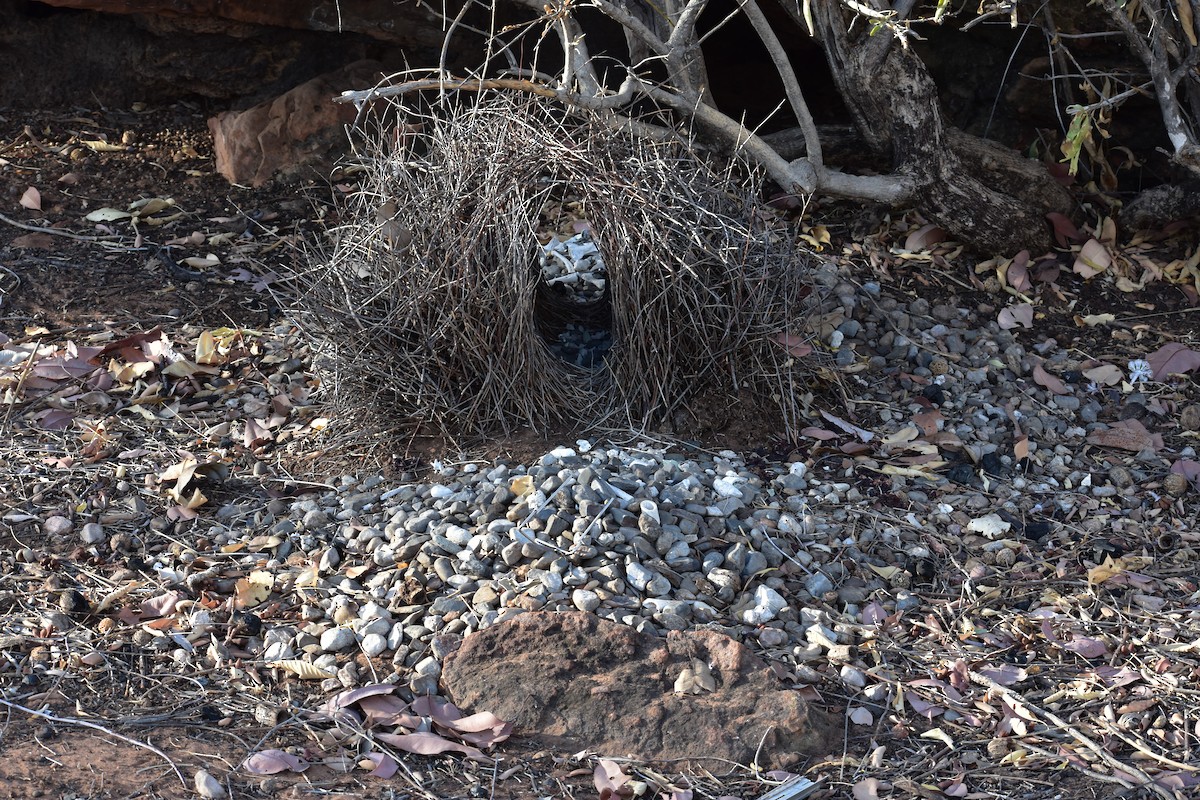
[712,476,744,498]
[741,585,787,625]
[320,627,357,652]
[360,633,388,658]
[625,562,654,592]
[571,589,601,612]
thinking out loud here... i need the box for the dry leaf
[1146,342,1200,380]
[1073,239,1111,278]
[11,232,55,249]
[1004,250,1032,292]
[374,731,485,760]
[820,409,874,442]
[905,223,948,252]
[1014,435,1030,461]
[241,750,309,775]
[235,570,274,609]
[849,707,874,725]
[1083,364,1122,386]
[883,426,919,446]
[912,409,943,436]
[196,330,221,365]
[1077,313,1115,327]
[361,753,399,779]
[1032,363,1067,394]
[853,777,891,800]
[19,186,41,211]
[1047,211,1081,246]
[919,728,955,747]
[1086,419,1162,452]
[85,207,133,223]
[594,759,631,798]
[997,303,1033,330]
[773,332,814,358]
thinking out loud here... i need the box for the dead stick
[0,698,187,788]
[0,211,101,242]
[968,670,1173,800]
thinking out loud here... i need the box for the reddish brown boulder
[440,611,838,769]
[34,0,446,47]
[208,60,382,186]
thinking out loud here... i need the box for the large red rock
[440,611,838,769]
[33,0,444,46]
[208,60,382,186]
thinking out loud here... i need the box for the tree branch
[740,0,823,165]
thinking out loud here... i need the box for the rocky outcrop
[208,59,383,186]
[440,611,838,769]
[32,0,446,47]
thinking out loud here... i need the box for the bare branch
[740,0,823,165]
[1100,0,1200,171]
[585,0,670,55]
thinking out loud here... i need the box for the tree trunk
[796,1,1074,255]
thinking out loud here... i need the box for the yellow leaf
[919,728,955,747]
[882,426,919,446]
[235,569,274,609]
[129,197,175,216]
[180,487,208,509]
[196,330,221,365]
[869,564,903,580]
[1180,0,1198,46]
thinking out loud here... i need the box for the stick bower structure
[298,93,818,437]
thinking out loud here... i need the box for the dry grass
[293,92,815,439]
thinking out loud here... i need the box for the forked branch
[341,0,915,204]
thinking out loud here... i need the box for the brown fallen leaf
[1146,342,1200,380]
[773,332,813,358]
[374,731,486,760]
[904,223,947,252]
[1032,363,1067,394]
[1004,250,1032,292]
[10,232,56,249]
[1086,418,1163,452]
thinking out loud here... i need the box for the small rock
[571,589,601,612]
[79,522,104,545]
[742,585,787,625]
[804,571,834,597]
[1164,472,1190,497]
[320,627,357,652]
[43,515,73,536]
[195,769,226,799]
[758,627,788,647]
[360,633,388,657]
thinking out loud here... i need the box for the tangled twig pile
[297,93,815,436]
